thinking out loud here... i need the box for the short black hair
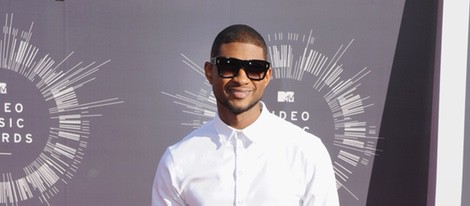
[210,24,268,59]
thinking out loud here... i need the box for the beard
[217,96,262,115]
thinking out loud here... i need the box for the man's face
[204,42,271,115]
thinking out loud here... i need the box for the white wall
[435,0,469,205]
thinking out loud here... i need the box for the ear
[264,67,272,86]
[204,62,214,85]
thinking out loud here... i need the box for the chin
[226,100,260,115]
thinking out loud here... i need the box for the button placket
[234,131,247,206]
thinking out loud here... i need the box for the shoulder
[265,111,322,143]
[163,120,219,165]
[168,121,216,151]
[257,112,328,158]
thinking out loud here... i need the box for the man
[152,24,339,206]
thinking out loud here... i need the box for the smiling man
[152,24,339,206]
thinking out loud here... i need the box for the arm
[151,149,186,206]
[303,142,340,206]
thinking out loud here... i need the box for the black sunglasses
[210,57,270,80]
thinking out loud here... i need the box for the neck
[218,103,262,129]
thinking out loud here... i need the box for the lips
[228,87,252,99]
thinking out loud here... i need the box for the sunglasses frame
[210,57,270,80]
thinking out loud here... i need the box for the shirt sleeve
[151,148,186,206]
[302,141,340,206]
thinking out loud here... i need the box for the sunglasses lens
[245,60,269,80]
[217,59,239,78]
[214,57,269,80]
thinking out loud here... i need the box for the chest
[179,143,307,206]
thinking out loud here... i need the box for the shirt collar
[213,102,270,148]
[213,114,237,146]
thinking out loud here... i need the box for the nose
[232,67,251,84]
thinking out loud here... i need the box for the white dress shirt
[152,102,339,206]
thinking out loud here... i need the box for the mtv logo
[277,91,294,102]
[0,82,6,94]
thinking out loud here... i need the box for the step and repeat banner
[0,0,438,205]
